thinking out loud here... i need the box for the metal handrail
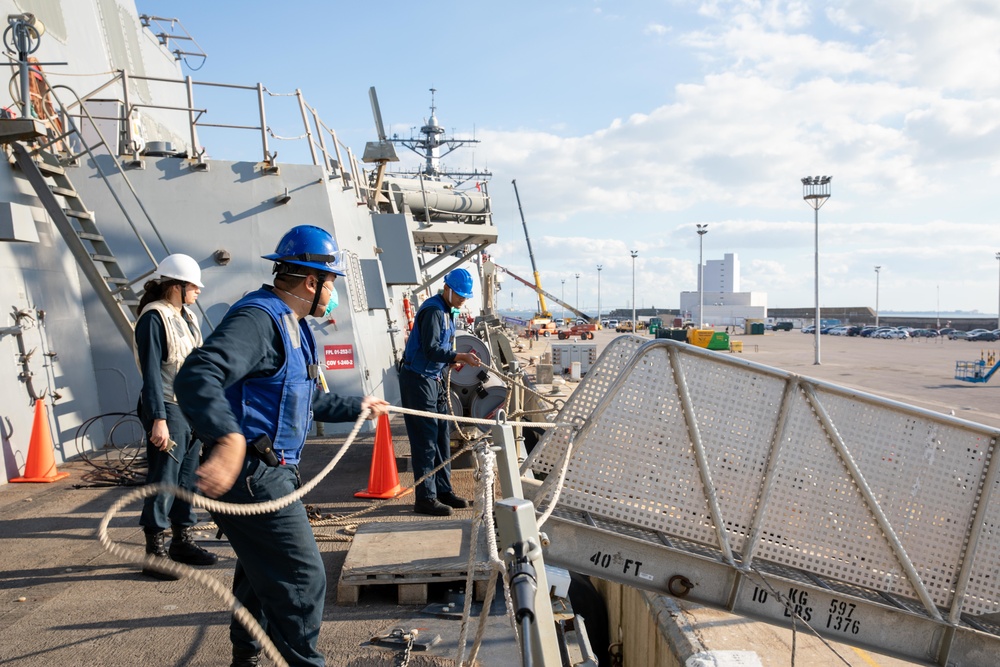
[49,69,361,189]
[32,75,214,328]
[46,84,164,264]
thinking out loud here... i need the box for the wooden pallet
[337,519,493,605]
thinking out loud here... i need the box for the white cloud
[477,1,1000,311]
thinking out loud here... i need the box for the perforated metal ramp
[523,336,1000,666]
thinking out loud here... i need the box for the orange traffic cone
[354,413,405,499]
[11,397,70,483]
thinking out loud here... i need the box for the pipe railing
[51,69,364,195]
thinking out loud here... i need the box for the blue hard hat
[444,268,475,299]
[262,225,346,276]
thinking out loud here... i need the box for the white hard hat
[156,253,204,288]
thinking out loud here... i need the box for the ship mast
[389,88,490,186]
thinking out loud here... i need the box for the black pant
[398,367,453,502]
[139,402,200,532]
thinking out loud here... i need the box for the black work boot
[438,492,471,509]
[168,525,219,566]
[231,646,261,667]
[142,530,180,581]
[414,498,453,516]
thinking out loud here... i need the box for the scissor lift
[525,336,1000,666]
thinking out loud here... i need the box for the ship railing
[51,69,366,201]
[50,69,491,222]
[44,83,163,264]
[22,71,215,335]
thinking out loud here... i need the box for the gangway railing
[524,336,1000,666]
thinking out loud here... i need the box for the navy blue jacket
[175,286,362,458]
[402,294,457,378]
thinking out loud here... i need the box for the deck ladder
[11,142,140,344]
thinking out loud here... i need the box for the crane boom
[495,263,595,323]
[511,179,551,318]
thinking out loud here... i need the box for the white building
[679,253,767,326]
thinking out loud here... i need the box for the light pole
[560,278,566,322]
[575,273,580,314]
[802,175,832,365]
[696,224,708,328]
[996,252,1000,330]
[597,264,603,327]
[874,265,881,327]
[630,250,638,332]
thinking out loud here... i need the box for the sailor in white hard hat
[134,253,217,579]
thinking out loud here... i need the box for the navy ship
[0,0,496,482]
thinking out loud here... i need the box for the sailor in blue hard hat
[398,267,482,516]
[175,224,389,667]
[443,266,475,299]
[261,223,347,321]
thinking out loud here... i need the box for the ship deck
[2,329,998,666]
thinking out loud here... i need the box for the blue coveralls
[399,293,458,502]
[175,287,362,667]
[135,309,200,533]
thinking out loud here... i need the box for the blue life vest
[224,289,316,465]
[402,294,454,378]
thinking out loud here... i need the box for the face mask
[323,285,339,317]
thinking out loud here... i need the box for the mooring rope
[97,404,579,666]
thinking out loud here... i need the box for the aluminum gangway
[524,336,1000,666]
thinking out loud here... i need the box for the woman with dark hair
[135,253,217,579]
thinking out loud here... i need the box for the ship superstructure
[0,1,495,483]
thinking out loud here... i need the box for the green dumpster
[706,332,730,350]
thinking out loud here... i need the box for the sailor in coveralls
[398,267,482,516]
[175,225,389,667]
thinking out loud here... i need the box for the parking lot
[547,327,1000,430]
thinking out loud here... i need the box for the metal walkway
[524,336,1000,666]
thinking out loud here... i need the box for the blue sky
[137,0,1000,315]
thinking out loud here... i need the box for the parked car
[773,322,793,331]
[801,325,815,334]
[949,330,969,340]
[967,330,999,342]
[828,326,850,336]
[875,328,909,339]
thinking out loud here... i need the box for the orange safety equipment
[402,297,415,332]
